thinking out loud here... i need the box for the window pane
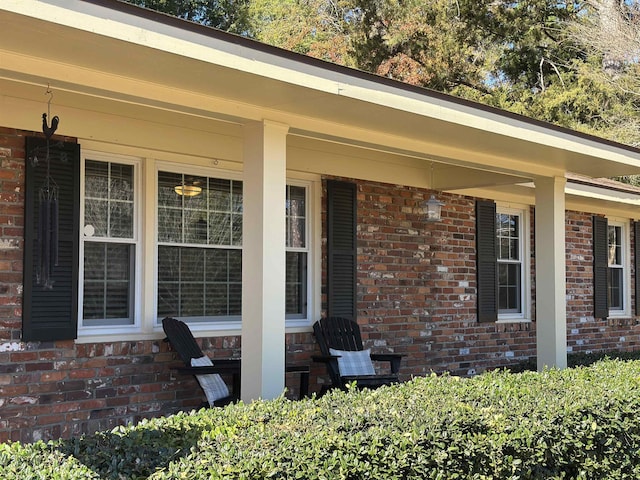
[288,218,306,248]
[180,248,204,282]
[498,263,521,313]
[609,267,623,310]
[106,244,130,280]
[158,171,183,208]
[180,283,205,317]
[109,202,133,238]
[84,242,106,280]
[109,164,133,201]
[205,284,229,316]
[499,238,510,260]
[286,186,306,248]
[286,252,307,316]
[83,283,105,320]
[288,186,306,216]
[105,282,130,318]
[158,246,180,282]
[209,213,231,245]
[209,178,231,211]
[231,214,243,246]
[184,213,208,244]
[228,250,242,282]
[232,181,243,213]
[158,207,182,243]
[85,160,134,239]
[510,216,519,238]
[85,199,108,237]
[608,226,622,266]
[510,239,519,261]
[228,284,242,315]
[496,213,519,261]
[157,282,179,318]
[205,249,229,282]
[158,245,241,319]
[83,242,133,323]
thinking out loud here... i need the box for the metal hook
[45,84,53,118]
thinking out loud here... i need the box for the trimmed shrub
[3,359,640,479]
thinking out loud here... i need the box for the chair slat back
[162,317,205,365]
[314,316,364,354]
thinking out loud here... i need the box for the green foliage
[247,0,353,64]
[5,359,640,479]
[121,0,640,147]
[124,0,252,34]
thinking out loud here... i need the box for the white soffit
[1,0,640,180]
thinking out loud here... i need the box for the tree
[123,0,640,150]
[565,1,640,146]
[125,0,252,34]
[248,0,353,64]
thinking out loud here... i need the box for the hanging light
[174,179,202,197]
[423,194,445,222]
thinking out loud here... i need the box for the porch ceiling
[2,1,640,188]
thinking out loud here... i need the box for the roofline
[567,173,640,195]
[80,0,640,158]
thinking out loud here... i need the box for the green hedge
[3,359,640,479]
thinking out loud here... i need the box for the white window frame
[284,178,315,328]
[154,162,319,333]
[77,151,319,341]
[78,151,142,337]
[154,162,244,330]
[607,218,631,318]
[496,203,531,322]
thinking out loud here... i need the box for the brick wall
[351,180,536,378]
[0,127,314,443]
[2,127,640,442]
[565,210,640,353]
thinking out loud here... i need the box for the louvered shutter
[476,200,498,322]
[327,180,357,320]
[635,221,640,316]
[593,215,609,319]
[23,137,80,341]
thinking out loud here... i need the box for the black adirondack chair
[312,316,403,394]
[162,316,310,405]
[162,316,240,407]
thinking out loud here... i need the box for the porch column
[241,120,289,401]
[534,176,567,370]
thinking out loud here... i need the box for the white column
[534,176,567,370]
[241,120,289,402]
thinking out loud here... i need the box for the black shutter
[476,200,498,322]
[23,137,80,341]
[326,180,357,320]
[593,215,609,320]
[635,221,640,316]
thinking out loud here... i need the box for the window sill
[496,318,532,324]
[76,319,314,343]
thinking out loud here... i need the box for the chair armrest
[173,363,240,375]
[311,355,341,364]
[370,353,404,374]
[210,359,241,367]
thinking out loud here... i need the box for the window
[607,220,629,315]
[156,169,312,324]
[76,154,316,338]
[80,157,138,327]
[497,212,522,314]
[157,172,243,321]
[496,206,529,320]
[286,184,308,318]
